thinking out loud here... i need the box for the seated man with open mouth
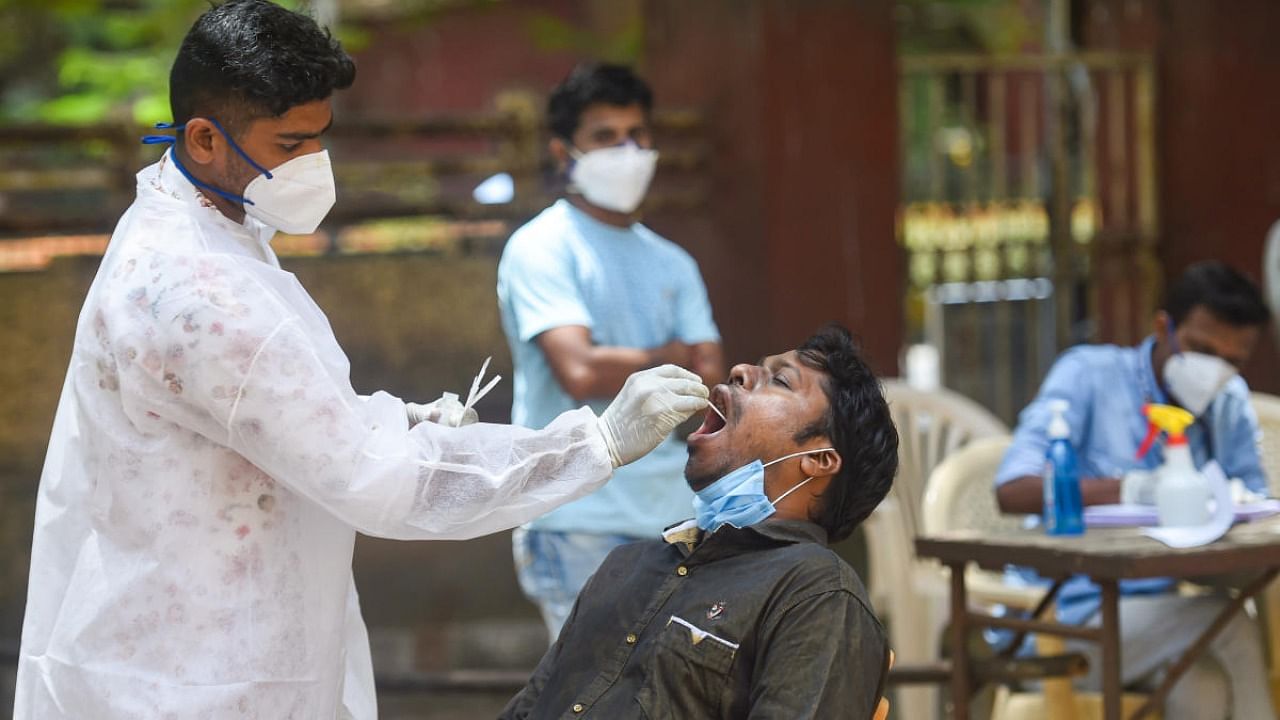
[501,324,898,720]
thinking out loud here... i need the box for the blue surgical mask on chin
[693,447,836,533]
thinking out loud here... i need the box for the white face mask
[243,149,337,235]
[143,119,337,236]
[568,143,658,214]
[1163,351,1237,416]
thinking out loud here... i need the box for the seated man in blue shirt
[996,261,1274,719]
[501,325,895,719]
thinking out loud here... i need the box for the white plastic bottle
[1155,433,1212,527]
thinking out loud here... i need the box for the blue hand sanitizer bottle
[1043,399,1084,535]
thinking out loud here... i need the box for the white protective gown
[14,152,614,719]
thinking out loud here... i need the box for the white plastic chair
[1250,391,1280,709]
[922,436,1156,720]
[868,380,1008,720]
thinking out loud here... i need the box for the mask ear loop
[771,475,816,507]
[762,447,837,507]
[762,447,836,469]
[1166,315,1182,355]
[139,120,261,206]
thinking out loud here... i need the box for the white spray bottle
[1142,404,1213,527]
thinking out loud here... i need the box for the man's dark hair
[547,63,653,140]
[794,325,898,543]
[1165,261,1270,328]
[170,0,355,132]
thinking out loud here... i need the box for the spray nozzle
[1137,403,1195,458]
[1046,399,1072,440]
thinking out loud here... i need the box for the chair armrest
[967,568,1047,611]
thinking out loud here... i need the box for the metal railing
[899,51,1158,423]
[0,95,708,238]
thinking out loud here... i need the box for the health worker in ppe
[13,2,707,719]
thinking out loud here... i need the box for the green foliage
[0,0,359,126]
[898,0,1038,55]
[527,11,643,65]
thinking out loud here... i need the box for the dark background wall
[1083,0,1280,391]
[642,0,904,376]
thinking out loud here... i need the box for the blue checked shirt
[995,336,1266,625]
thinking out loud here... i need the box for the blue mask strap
[1166,316,1182,355]
[139,121,258,206]
[141,121,184,146]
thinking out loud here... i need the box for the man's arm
[537,325,695,402]
[995,347,1101,514]
[748,591,887,720]
[996,475,1121,514]
[688,340,725,388]
[1213,382,1268,493]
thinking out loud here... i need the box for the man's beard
[684,457,729,493]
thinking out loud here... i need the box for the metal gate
[899,51,1159,423]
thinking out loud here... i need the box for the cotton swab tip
[708,402,726,421]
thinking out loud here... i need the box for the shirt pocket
[635,614,737,718]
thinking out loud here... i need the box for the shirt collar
[663,517,829,559]
[662,519,702,551]
[747,518,829,546]
[1136,335,1170,405]
[558,197,638,235]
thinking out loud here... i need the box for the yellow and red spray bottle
[1137,403,1212,527]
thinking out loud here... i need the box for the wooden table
[916,519,1280,720]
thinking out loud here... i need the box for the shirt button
[625,633,638,644]
[572,703,585,713]
[676,566,689,576]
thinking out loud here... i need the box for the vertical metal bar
[1047,59,1075,352]
[1106,70,1133,344]
[1043,0,1075,353]
[961,72,980,205]
[950,562,971,720]
[989,73,1008,201]
[989,71,1014,420]
[1106,69,1131,233]
[1078,68,1101,344]
[928,72,946,201]
[1020,74,1040,200]
[902,72,917,202]
[1133,59,1161,335]
[1099,580,1123,720]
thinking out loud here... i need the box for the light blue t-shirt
[995,336,1265,625]
[496,199,720,537]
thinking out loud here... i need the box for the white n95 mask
[1163,351,1237,417]
[142,118,337,235]
[568,143,658,214]
[242,150,337,235]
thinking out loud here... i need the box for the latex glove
[1229,478,1265,505]
[407,392,479,428]
[596,364,710,468]
[1120,469,1158,505]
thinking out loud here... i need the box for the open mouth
[690,386,730,440]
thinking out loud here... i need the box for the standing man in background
[498,63,724,642]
